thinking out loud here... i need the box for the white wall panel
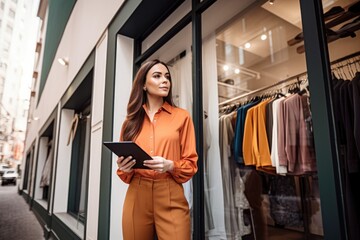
[86,31,108,240]
[86,125,103,240]
[109,34,134,240]
[53,109,73,213]
[91,31,108,127]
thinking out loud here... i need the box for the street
[0,181,44,240]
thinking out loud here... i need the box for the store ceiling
[216,0,357,103]
[216,1,302,101]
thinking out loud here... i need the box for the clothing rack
[331,51,360,79]
[218,71,307,107]
[330,50,360,65]
[217,50,360,239]
[219,50,360,108]
[218,72,312,239]
[332,56,360,69]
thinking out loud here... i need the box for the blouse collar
[142,101,173,114]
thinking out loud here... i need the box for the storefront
[21,0,359,239]
[102,0,359,239]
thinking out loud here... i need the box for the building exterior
[0,0,39,168]
[20,0,360,239]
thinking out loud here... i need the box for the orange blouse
[117,102,198,184]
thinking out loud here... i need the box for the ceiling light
[223,65,229,71]
[261,34,267,40]
[269,0,275,5]
[58,57,69,66]
[234,68,240,74]
[244,42,251,49]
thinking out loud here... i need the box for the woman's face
[144,63,171,98]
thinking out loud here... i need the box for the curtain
[202,32,227,239]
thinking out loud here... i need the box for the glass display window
[202,0,324,239]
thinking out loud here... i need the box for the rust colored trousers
[122,176,190,240]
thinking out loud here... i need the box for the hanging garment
[265,99,275,150]
[67,113,79,145]
[277,98,288,170]
[219,112,240,239]
[332,71,360,240]
[234,100,261,165]
[270,97,288,175]
[234,168,252,237]
[243,105,257,166]
[339,80,359,172]
[283,93,317,174]
[204,114,215,232]
[255,99,273,169]
[275,93,317,175]
[40,145,53,187]
[332,78,347,147]
[268,175,303,227]
[243,99,273,170]
[352,72,360,161]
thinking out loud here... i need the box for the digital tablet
[103,141,153,169]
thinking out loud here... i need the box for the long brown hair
[121,59,174,141]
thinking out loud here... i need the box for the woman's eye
[153,74,161,79]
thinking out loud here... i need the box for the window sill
[35,199,48,209]
[54,212,84,239]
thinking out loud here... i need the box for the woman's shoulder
[171,105,191,117]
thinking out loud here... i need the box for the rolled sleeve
[170,114,198,183]
[116,169,135,184]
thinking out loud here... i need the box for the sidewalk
[0,182,44,240]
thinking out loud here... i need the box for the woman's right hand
[117,156,136,172]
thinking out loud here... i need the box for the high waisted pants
[122,176,190,240]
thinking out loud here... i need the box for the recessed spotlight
[269,0,275,5]
[223,65,229,71]
[244,42,251,49]
[261,34,267,40]
[234,68,240,74]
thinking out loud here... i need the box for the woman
[117,59,198,240]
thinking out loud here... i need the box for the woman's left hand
[143,156,174,173]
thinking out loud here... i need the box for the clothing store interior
[216,0,360,239]
[145,0,360,239]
